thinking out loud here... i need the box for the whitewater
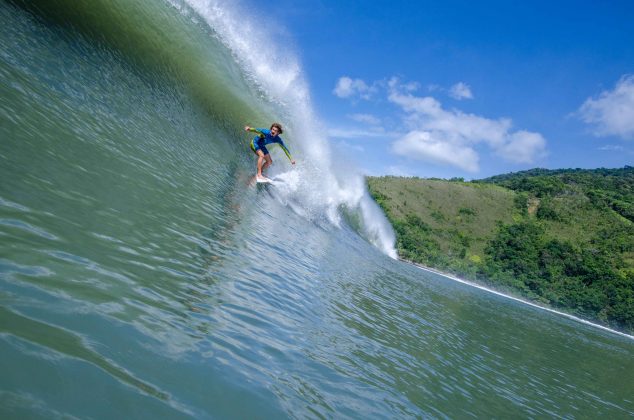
[1,0,633,418]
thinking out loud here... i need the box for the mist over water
[1,1,632,418]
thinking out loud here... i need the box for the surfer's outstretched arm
[244,126,264,136]
[278,141,295,165]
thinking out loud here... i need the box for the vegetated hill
[367,167,634,333]
[478,166,634,223]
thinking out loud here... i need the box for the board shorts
[251,138,269,155]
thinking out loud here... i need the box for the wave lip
[180,0,397,256]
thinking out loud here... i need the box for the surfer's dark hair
[270,122,283,134]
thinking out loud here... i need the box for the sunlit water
[1,1,633,418]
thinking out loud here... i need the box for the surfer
[244,123,295,182]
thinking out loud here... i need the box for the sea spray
[179,0,397,256]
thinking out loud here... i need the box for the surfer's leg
[262,154,272,172]
[256,150,266,177]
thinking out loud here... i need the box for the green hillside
[367,167,634,333]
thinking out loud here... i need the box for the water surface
[1,1,633,418]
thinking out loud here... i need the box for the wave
[11,0,396,256]
[174,0,398,256]
[3,2,634,417]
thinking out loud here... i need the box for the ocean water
[1,1,633,418]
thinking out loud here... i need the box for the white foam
[180,0,397,257]
[407,260,634,340]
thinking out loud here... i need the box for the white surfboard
[256,176,273,184]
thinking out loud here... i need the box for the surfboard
[256,176,273,184]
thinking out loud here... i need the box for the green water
[1,1,633,418]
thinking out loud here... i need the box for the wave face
[1,1,633,418]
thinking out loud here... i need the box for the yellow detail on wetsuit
[248,127,293,162]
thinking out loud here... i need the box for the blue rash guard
[248,128,293,161]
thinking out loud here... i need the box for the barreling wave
[11,0,396,256]
[178,0,397,256]
[3,2,634,418]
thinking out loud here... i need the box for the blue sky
[242,0,634,179]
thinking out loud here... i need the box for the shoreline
[399,258,634,341]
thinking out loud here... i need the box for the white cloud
[392,131,480,172]
[389,91,511,147]
[387,86,547,171]
[598,144,624,151]
[449,82,474,100]
[427,84,442,93]
[578,74,634,140]
[496,131,547,163]
[336,140,365,152]
[330,76,547,172]
[348,113,381,125]
[327,127,388,139]
[333,76,374,100]
[401,81,420,92]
